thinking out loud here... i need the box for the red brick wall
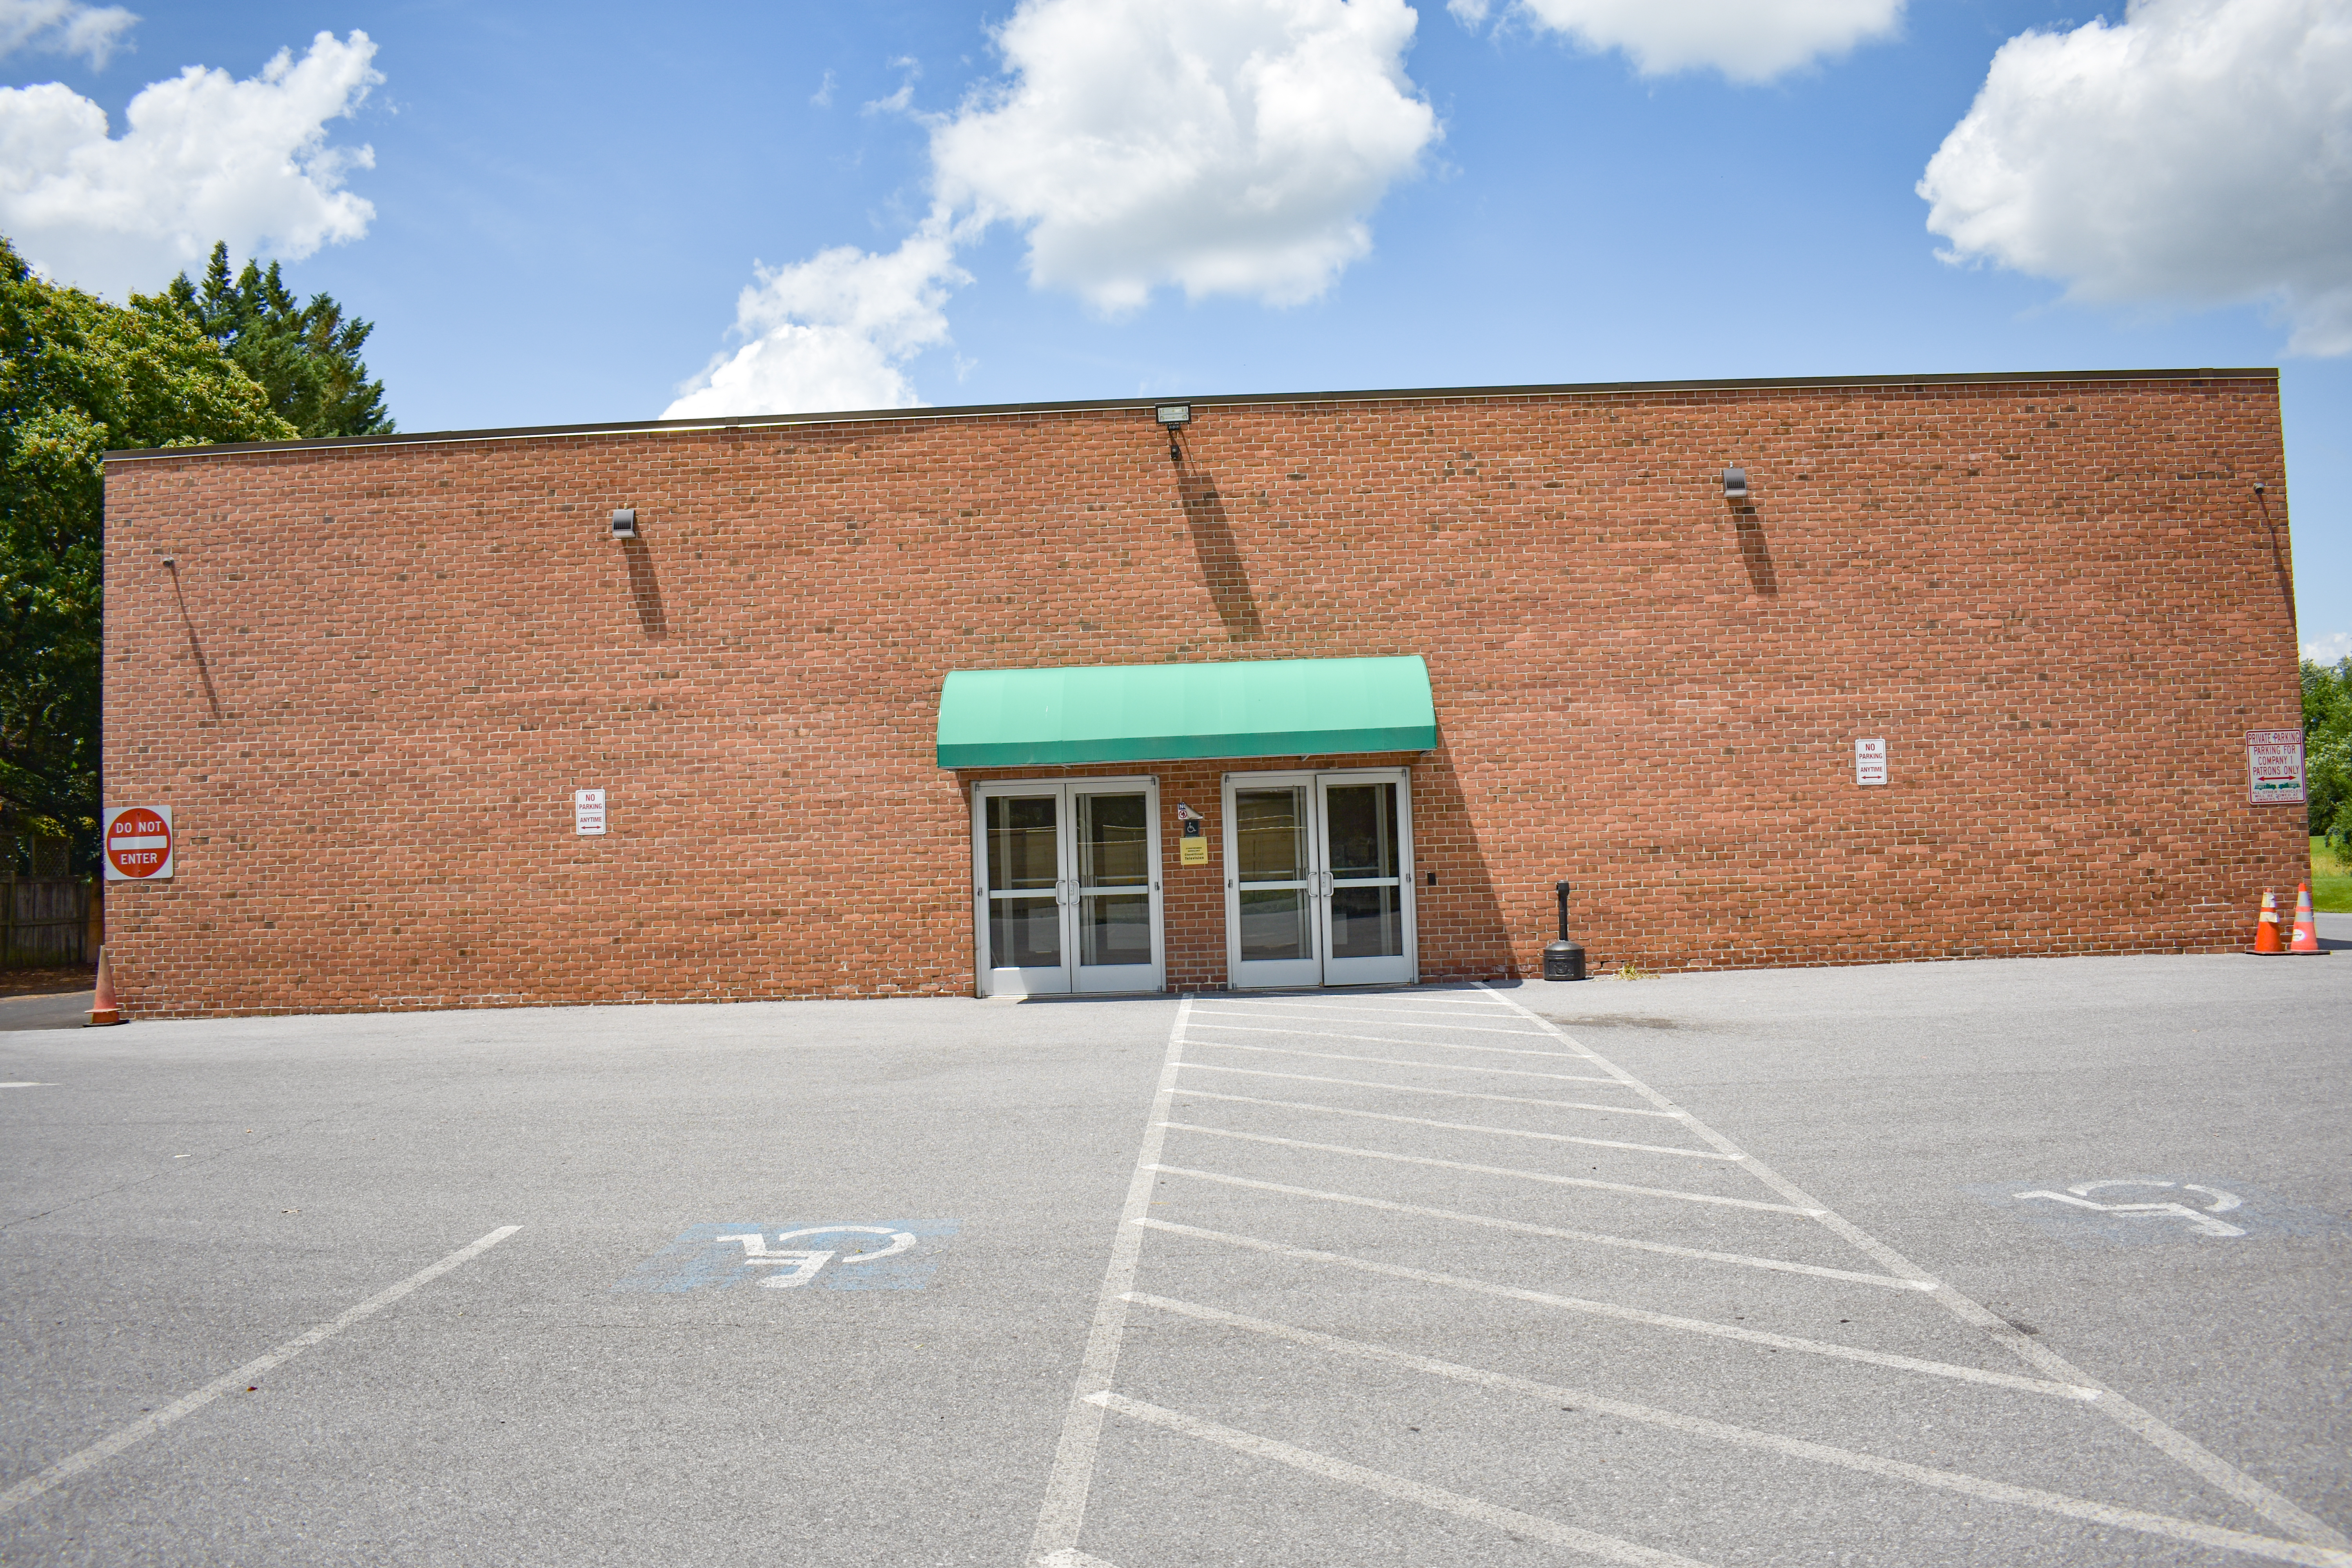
[99,372,2307,1017]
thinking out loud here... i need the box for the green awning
[936,655,1436,768]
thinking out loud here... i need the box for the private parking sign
[2245,730,2305,805]
[102,805,173,881]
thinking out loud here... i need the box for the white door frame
[1221,766,1416,989]
[971,776,1164,997]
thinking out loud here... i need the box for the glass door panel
[1074,789,1158,991]
[982,791,1067,993]
[1225,769,1415,989]
[1227,781,1323,988]
[975,779,1163,996]
[1319,778,1411,984]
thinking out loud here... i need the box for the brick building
[98,369,2308,1017]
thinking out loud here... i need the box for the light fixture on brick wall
[611,508,638,540]
[1157,403,1190,463]
[1721,466,1749,503]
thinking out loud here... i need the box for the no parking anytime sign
[101,805,173,881]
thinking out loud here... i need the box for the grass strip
[2313,837,2352,913]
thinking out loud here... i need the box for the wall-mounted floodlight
[1157,404,1191,462]
[1721,466,1749,503]
[611,508,638,540]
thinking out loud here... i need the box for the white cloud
[0,30,379,299]
[0,0,137,69]
[2308,631,2352,664]
[662,216,969,418]
[1466,0,1904,82]
[1919,0,2352,355]
[669,0,1437,414]
[929,0,1439,311]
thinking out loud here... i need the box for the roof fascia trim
[103,367,2281,463]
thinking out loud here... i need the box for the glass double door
[1223,768,1414,989]
[973,778,1163,996]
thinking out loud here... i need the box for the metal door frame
[970,776,1163,998]
[1221,766,1416,989]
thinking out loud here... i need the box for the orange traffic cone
[2290,883,2321,954]
[86,946,123,1026]
[2251,889,2283,954]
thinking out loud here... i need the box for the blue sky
[4,0,2345,655]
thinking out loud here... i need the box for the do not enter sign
[102,805,173,881]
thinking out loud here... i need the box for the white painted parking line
[1188,1038,1637,1085]
[1187,1020,1620,1069]
[1127,1295,2352,1568]
[0,1082,53,1089]
[1181,1061,1684,1117]
[1174,1088,1731,1160]
[1193,1009,1554,1037]
[1148,1165,1931,1290]
[0,1225,522,1520]
[1027,998,1194,1568]
[1135,1218,2099,1399]
[1088,1391,1717,1568]
[1476,984,2352,1553]
[1163,1122,1822,1213]
[1197,1002,1542,1025]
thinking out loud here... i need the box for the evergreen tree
[0,236,295,866]
[155,243,394,439]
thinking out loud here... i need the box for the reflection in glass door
[1318,777,1408,985]
[1230,784,1321,989]
[973,778,1162,996]
[1222,768,1415,989]
[982,790,1065,994]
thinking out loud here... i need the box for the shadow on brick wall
[1175,454,1262,640]
[1413,739,1520,982]
[621,538,669,639]
[165,559,225,720]
[2253,487,2296,617]
[1733,507,1779,597]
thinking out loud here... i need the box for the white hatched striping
[1173,1087,1730,1160]
[1163,1121,1820,1213]
[1128,1295,2352,1568]
[1187,1037,1634,1085]
[1026,997,1196,1566]
[1148,1164,1931,1290]
[1181,1061,1682,1117]
[1135,1217,2097,1399]
[1187,1020,1620,1069]
[1475,984,2352,1553]
[1089,1391,1719,1568]
[1193,1008,1553,1037]
[1197,1001,1539,1025]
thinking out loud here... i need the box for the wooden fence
[4,878,96,967]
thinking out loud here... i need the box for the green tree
[2306,655,2352,853]
[157,243,394,439]
[0,236,296,868]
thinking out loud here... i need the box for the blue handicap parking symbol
[614,1220,960,1293]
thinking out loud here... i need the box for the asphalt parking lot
[2,945,2346,1567]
